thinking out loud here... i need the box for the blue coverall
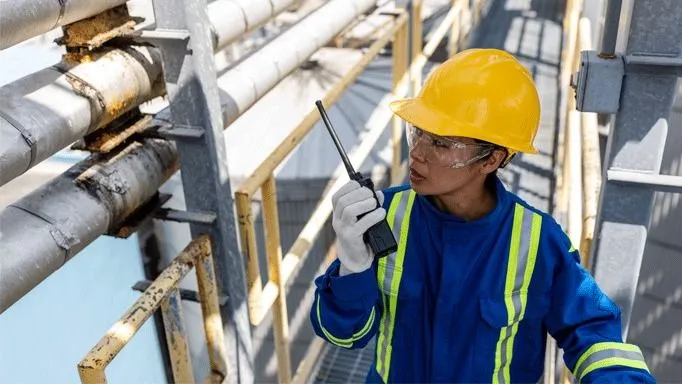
[310,177,655,383]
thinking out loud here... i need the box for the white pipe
[217,0,377,124]
[209,0,297,51]
[0,47,164,187]
[0,0,129,50]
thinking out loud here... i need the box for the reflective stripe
[493,204,543,384]
[315,292,376,348]
[375,190,416,382]
[573,342,650,382]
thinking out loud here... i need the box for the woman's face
[407,127,504,196]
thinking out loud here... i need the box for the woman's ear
[481,149,506,175]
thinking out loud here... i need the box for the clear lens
[408,125,493,168]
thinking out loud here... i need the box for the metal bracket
[154,208,217,225]
[607,169,682,194]
[132,280,228,305]
[106,193,172,238]
[156,123,205,141]
[572,51,625,113]
[135,28,191,44]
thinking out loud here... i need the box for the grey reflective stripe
[574,349,646,381]
[493,204,543,384]
[376,189,412,380]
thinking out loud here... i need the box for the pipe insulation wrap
[0,46,163,187]
[209,0,297,51]
[0,0,129,50]
[0,138,178,313]
[217,0,376,124]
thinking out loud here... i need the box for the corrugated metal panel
[311,340,377,384]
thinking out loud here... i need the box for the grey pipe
[217,0,376,124]
[600,0,622,55]
[0,46,164,187]
[0,138,178,313]
[0,0,129,50]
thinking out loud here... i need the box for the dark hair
[474,139,511,191]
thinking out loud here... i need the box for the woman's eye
[433,139,449,148]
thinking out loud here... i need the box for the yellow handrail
[77,235,227,384]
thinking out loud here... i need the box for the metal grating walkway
[309,0,566,381]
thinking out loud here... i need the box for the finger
[341,198,378,224]
[354,208,386,234]
[332,180,361,206]
[335,186,373,212]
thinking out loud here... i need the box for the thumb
[376,190,385,207]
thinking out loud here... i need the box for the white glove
[331,180,386,276]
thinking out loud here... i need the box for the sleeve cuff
[322,260,378,304]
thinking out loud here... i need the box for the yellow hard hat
[389,48,540,155]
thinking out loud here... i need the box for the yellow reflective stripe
[382,190,415,380]
[574,342,650,382]
[580,358,649,381]
[375,190,404,374]
[493,205,524,384]
[315,292,376,348]
[493,204,543,384]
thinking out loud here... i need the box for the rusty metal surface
[77,236,207,383]
[161,289,196,384]
[71,113,153,153]
[58,5,138,50]
[195,238,229,381]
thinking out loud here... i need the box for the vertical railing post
[262,175,292,383]
[195,237,229,381]
[235,192,263,323]
[411,0,423,94]
[392,19,409,185]
[160,289,196,384]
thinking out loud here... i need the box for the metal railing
[77,235,227,384]
[232,1,488,382]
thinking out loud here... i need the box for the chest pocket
[475,293,550,373]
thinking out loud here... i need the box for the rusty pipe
[0,0,130,50]
[0,46,164,187]
[0,138,179,314]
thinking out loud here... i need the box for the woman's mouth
[409,167,426,182]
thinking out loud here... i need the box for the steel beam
[149,0,253,382]
[590,0,682,338]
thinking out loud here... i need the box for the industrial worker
[309,49,656,383]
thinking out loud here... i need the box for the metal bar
[238,13,408,196]
[217,0,377,126]
[600,0,623,55]
[0,47,164,187]
[410,0,423,93]
[262,175,292,384]
[591,0,681,339]
[77,236,202,383]
[0,138,178,314]
[150,0,253,381]
[578,19,601,268]
[133,280,202,303]
[607,170,682,194]
[234,192,264,323]
[0,0,129,49]
[161,289,196,384]
[194,236,229,381]
[391,19,408,185]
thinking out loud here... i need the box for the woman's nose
[409,137,428,163]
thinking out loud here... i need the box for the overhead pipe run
[0,138,179,314]
[0,46,164,187]
[209,0,297,52]
[0,0,130,50]
[217,0,377,124]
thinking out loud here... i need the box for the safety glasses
[407,125,495,168]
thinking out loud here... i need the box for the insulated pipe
[0,138,178,314]
[217,0,376,124]
[0,46,163,187]
[0,0,129,50]
[209,0,297,52]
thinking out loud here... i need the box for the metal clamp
[156,123,206,141]
[154,208,217,225]
[0,109,38,171]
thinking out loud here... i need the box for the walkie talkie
[315,100,398,258]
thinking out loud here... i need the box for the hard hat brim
[389,97,539,154]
